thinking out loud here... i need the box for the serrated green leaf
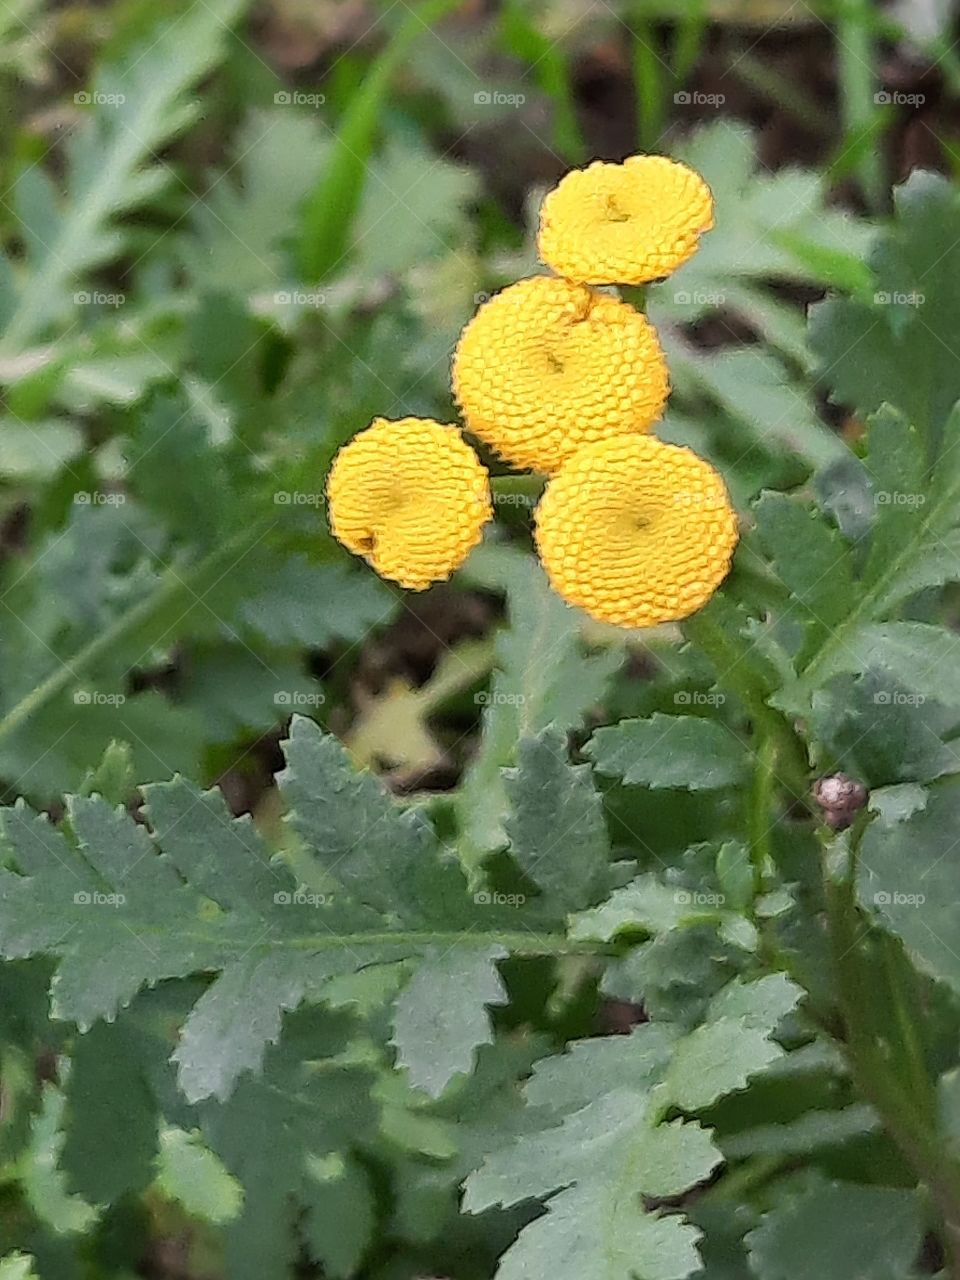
[279,716,470,924]
[0,0,247,354]
[858,779,960,995]
[569,868,736,944]
[466,1090,719,1280]
[456,552,620,871]
[523,1024,680,1117]
[664,975,800,1110]
[302,1154,375,1279]
[746,1179,925,1280]
[666,1020,785,1111]
[788,622,960,714]
[354,136,478,276]
[809,669,960,788]
[155,1127,243,1225]
[586,714,748,791]
[182,111,330,296]
[60,1019,157,1204]
[504,728,609,913]
[239,556,395,649]
[490,1181,706,1280]
[753,492,855,658]
[22,1083,96,1236]
[722,1103,880,1160]
[810,171,960,462]
[203,1025,378,1280]
[172,953,315,1104]
[706,973,802,1030]
[391,946,508,1097]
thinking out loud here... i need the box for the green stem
[0,519,270,748]
[880,933,935,1121]
[490,474,545,503]
[748,736,777,895]
[823,830,960,1275]
[273,930,614,957]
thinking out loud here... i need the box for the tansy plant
[3,8,960,1276]
[327,155,735,629]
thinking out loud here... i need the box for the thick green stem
[490,474,545,503]
[823,831,960,1275]
[748,736,777,895]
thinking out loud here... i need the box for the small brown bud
[813,773,868,829]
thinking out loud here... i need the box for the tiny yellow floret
[534,435,738,628]
[326,417,492,590]
[537,154,714,285]
[452,276,669,473]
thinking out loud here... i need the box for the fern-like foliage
[0,0,247,357]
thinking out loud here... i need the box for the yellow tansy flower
[534,435,738,628]
[327,417,492,590]
[537,155,713,285]
[452,276,669,473]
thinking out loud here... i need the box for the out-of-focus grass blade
[499,0,586,163]
[299,0,460,283]
[632,16,666,150]
[835,0,884,208]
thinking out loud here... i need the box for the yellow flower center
[326,417,492,591]
[538,155,714,286]
[452,276,669,473]
[534,435,738,629]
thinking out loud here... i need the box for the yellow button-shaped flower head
[327,417,492,591]
[535,435,738,628]
[538,155,714,285]
[452,276,669,473]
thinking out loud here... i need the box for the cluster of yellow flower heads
[327,154,738,629]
